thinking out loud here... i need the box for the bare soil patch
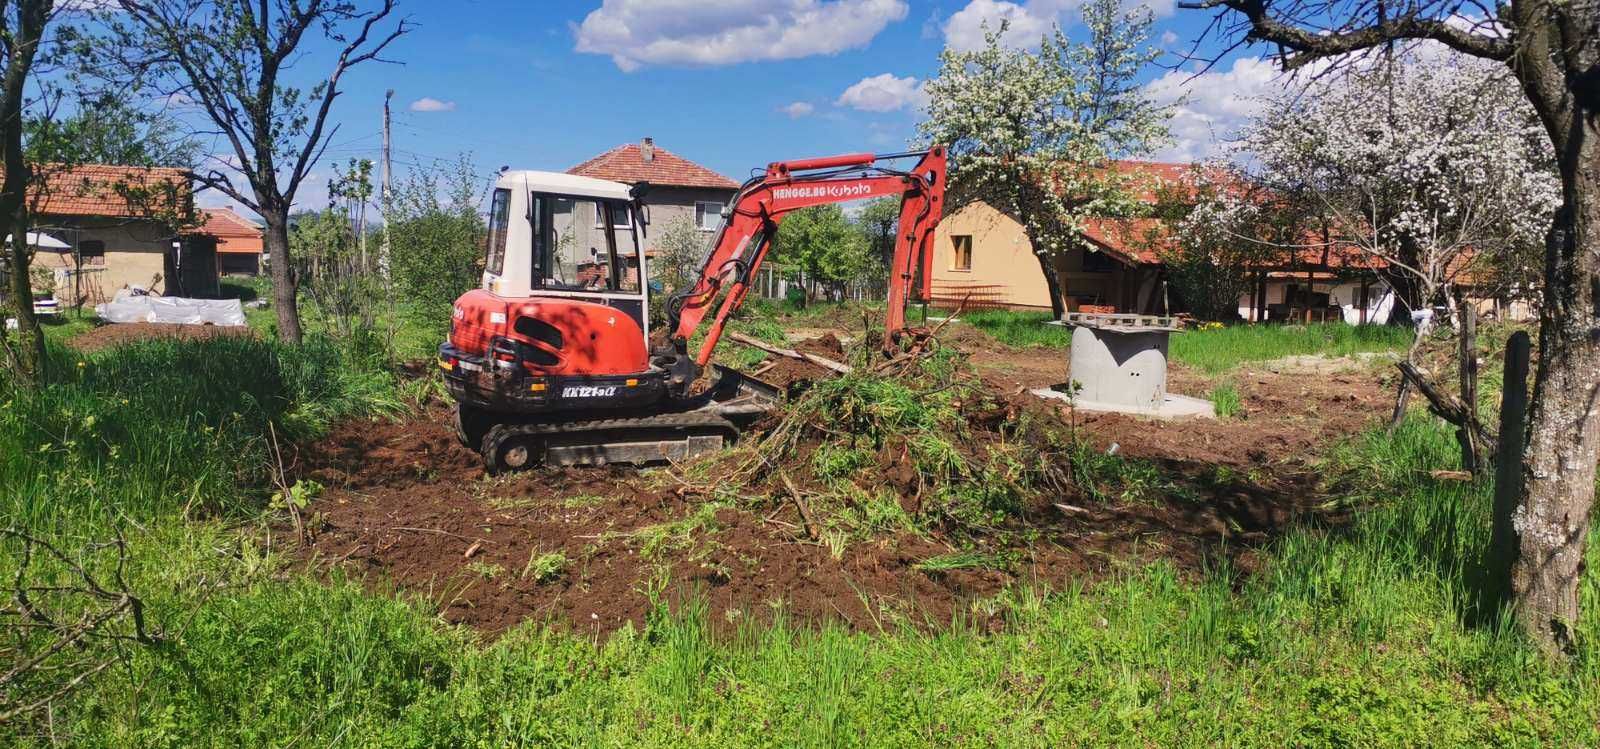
[293,329,1386,635]
[69,322,255,353]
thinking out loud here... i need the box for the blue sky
[187,0,1286,215]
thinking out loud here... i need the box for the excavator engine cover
[440,289,663,415]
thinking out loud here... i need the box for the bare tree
[1183,0,1598,656]
[108,0,411,343]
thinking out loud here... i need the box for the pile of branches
[724,346,1076,541]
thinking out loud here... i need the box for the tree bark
[1490,330,1531,611]
[1514,119,1599,656]
[1026,239,1066,318]
[0,1,48,385]
[1038,253,1065,318]
[262,209,302,343]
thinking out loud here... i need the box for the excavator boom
[664,147,947,371]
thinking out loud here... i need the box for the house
[930,161,1395,323]
[22,164,219,304]
[566,138,739,278]
[200,207,265,276]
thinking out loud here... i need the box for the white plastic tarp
[95,290,246,327]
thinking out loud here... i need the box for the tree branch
[1178,0,1514,64]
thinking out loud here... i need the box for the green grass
[951,309,1410,373]
[1171,321,1410,374]
[1209,380,1243,419]
[3,317,1597,747]
[956,308,1073,347]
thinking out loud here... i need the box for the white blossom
[1238,53,1559,315]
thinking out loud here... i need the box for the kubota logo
[773,183,874,200]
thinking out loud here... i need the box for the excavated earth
[69,322,255,353]
[291,329,1392,637]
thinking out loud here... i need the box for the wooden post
[1456,303,1480,473]
[1358,277,1370,325]
[1304,267,1314,323]
[1250,271,1261,322]
[1490,331,1531,607]
[1259,272,1268,322]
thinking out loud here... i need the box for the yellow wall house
[931,201,1166,313]
[18,164,208,304]
[927,160,1392,321]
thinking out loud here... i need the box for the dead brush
[727,343,1076,540]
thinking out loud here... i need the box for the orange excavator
[438,147,946,471]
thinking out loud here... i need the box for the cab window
[485,188,511,275]
[539,198,643,294]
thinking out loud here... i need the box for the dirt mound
[293,410,1317,636]
[290,334,1379,636]
[746,333,849,390]
[290,408,1025,633]
[69,322,255,353]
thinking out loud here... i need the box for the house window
[950,234,972,271]
[1082,249,1117,273]
[595,203,631,229]
[695,201,723,231]
[78,240,106,266]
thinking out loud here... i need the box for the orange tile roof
[568,142,738,190]
[14,164,193,219]
[199,207,264,254]
[1073,161,1387,271]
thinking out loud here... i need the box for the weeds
[914,550,1017,573]
[1209,381,1243,419]
[522,551,567,583]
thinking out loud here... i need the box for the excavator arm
[659,146,947,388]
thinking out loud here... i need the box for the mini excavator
[438,147,946,471]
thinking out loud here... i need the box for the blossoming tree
[919,0,1171,318]
[1184,0,1597,656]
[1241,55,1558,338]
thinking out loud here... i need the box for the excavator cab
[440,171,671,416]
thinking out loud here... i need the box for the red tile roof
[199,207,264,254]
[568,142,738,190]
[1075,161,1386,271]
[12,164,193,219]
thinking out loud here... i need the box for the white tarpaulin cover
[95,289,246,327]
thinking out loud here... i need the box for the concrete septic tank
[1030,313,1214,419]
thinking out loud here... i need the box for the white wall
[1236,279,1394,324]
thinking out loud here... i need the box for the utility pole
[380,89,393,282]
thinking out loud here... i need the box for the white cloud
[408,97,456,113]
[943,0,1059,52]
[1143,56,1286,162]
[1160,30,1178,46]
[780,101,816,118]
[836,73,927,112]
[574,0,908,71]
[943,0,1175,52]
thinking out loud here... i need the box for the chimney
[641,137,655,163]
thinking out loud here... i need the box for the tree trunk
[1514,123,1599,656]
[1030,245,1065,319]
[0,4,45,385]
[1,230,45,383]
[263,209,303,343]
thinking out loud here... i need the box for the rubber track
[480,411,738,472]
